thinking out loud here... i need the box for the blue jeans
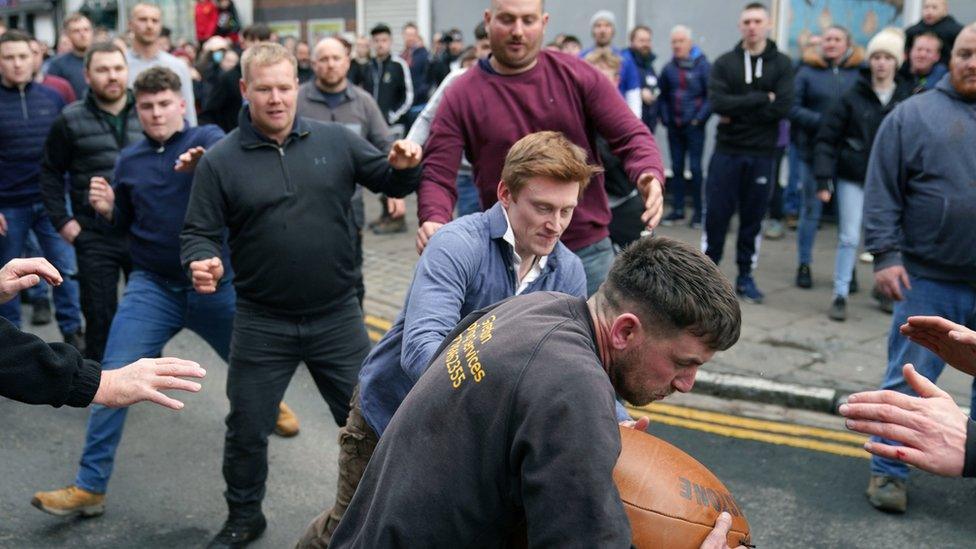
[667,124,705,219]
[796,159,822,266]
[783,146,802,217]
[0,202,80,334]
[832,180,863,298]
[870,276,976,480]
[455,172,480,217]
[23,230,50,302]
[75,270,236,494]
[574,237,614,296]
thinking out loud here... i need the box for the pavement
[359,192,975,414]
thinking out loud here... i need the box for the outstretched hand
[175,146,207,173]
[93,357,206,410]
[637,173,664,230]
[388,139,423,170]
[840,364,968,477]
[900,316,976,376]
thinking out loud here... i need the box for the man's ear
[497,180,512,207]
[609,313,643,350]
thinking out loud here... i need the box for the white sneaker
[859,252,874,263]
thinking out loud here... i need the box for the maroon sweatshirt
[417,50,665,251]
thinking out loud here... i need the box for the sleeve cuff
[872,251,903,272]
[65,359,102,408]
[964,419,976,477]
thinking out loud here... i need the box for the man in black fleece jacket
[703,2,793,305]
[0,258,205,409]
[179,43,421,549]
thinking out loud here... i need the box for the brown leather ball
[614,426,752,548]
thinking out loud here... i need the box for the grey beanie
[590,10,616,28]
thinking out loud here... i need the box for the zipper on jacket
[276,145,295,194]
[19,88,28,119]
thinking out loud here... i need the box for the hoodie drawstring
[744,49,763,84]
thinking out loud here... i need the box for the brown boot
[275,402,300,437]
[31,485,105,517]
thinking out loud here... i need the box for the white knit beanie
[590,10,616,28]
[866,27,905,64]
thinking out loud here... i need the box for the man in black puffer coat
[39,42,141,360]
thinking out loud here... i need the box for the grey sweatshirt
[864,74,976,282]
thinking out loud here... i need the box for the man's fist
[874,265,911,301]
[189,257,224,294]
[59,219,82,244]
[89,177,115,219]
[388,140,423,170]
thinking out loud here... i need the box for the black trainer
[828,296,847,322]
[796,263,812,289]
[207,513,267,549]
[849,268,859,294]
[31,299,52,326]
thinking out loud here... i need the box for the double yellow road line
[627,402,870,459]
[364,312,868,459]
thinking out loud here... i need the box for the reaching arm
[416,88,466,225]
[862,112,906,270]
[180,157,228,272]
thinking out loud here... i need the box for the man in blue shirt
[298,131,643,547]
[30,66,293,519]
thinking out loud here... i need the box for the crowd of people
[1,0,975,547]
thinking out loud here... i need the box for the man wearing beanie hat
[702,2,794,304]
[580,10,643,117]
[860,22,976,514]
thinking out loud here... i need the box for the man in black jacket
[905,0,964,66]
[180,43,422,548]
[0,257,205,410]
[39,41,141,360]
[199,23,271,132]
[703,2,793,305]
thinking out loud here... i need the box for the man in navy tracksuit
[703,2,793,304]
[0,30,83,345]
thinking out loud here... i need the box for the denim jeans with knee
[832,180,864,298]
[74,270,236,494]
[0,202,81,335]
[870,276,976,479]
[796,159,823,266]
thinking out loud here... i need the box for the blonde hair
[501,131,600,198]
[241,42,297,82]
[584,48,622,75]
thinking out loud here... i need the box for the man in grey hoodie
[861,23,976,514]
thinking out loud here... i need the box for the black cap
[370,23,392,36]
[440,28,463,43]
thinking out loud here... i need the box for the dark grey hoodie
[864,74,976,282]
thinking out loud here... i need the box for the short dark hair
[133,66,181,96]
[474,21,488,41]
[914,31,943,48]
[242,23,272,42]
[562,35,581,46]
[403,21,418,31]
[371,23,392,37]
[0,29,33,48]
[629,25,651,42]
[84,41,126,69]
[62,12,90,30]
[743,2,768,12]
[600,237,741,351]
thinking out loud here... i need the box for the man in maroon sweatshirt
[416,0,665,295]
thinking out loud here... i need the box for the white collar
[501,206,549,294]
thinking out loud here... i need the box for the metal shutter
[364,0,417,53]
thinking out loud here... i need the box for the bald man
[905,0,964,65]
[297,37,395,306]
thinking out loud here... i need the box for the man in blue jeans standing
[28,67,301,518]
[0,30,82,347]
[861,23,976,514]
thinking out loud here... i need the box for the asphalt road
[3,326,976,548]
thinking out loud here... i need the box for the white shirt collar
[501,206,549,295]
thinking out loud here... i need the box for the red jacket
[195,0,218,43]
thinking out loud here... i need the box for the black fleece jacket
[708,39,794,156]
[181,110,420,316]
[1,316,100,407]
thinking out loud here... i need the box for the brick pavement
[360,191,973,411]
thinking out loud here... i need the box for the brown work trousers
[296,386,378,548]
